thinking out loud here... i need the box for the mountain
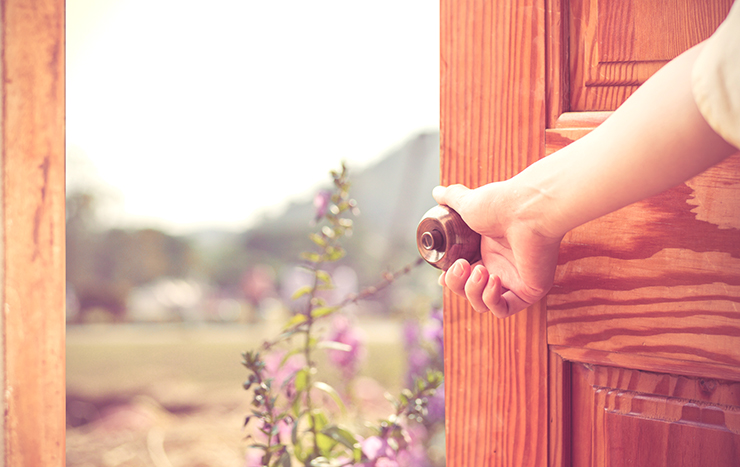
[242,131,441,276]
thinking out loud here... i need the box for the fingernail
[451,261,463,277]
[471,267,481,283]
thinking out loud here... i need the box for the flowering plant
[241,164,443,467]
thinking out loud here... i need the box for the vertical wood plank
[545,0,568,128]
[440,1,547,465]
[548,352,571,467]
[3,0,66,465]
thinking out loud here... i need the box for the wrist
[505,159,572,242]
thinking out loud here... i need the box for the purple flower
[396,424,430,467]
[425,382,445,425]
[423,308,444,354]
[313,189,332,221]
[326,314,365,380]
[244,418,293,467]
[406,348,431,386]
[402,320,420,349]
[376,459,400,467]
[361,436,395,461]
[263,349,307,400]
[243,448,263,467]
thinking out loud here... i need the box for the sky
[66,0,440,235]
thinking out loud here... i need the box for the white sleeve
[692,0,740,150]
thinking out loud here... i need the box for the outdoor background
[66,1,444,466]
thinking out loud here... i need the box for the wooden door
[441,1,740,466]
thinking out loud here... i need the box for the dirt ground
[66,321,408,467]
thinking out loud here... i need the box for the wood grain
[3,0,66,465]
[545,0,568,128]
[547,154,740,370]
[440,1,548,465]
[568,0,733,110]
[551,345,740,383]
[544,0,740,465]
[571,363,740,467]
[548,352,571,467]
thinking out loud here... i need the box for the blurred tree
[66,191,195,323]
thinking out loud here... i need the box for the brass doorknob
[416,205,481,270]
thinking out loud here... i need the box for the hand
[433,183,563,318]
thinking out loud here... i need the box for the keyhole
[421,229,443,251]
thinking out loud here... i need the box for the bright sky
[66,0,439,235]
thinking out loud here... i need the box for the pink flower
[313,189,332,220]
[243,448,264,467]
[376,459,400,467]
[395,424,429,467]
[361,436,394,461]
[326,314,365,380]
[244,418,293,467]
[263,350,307,400]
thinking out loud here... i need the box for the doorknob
[416,205,481,270]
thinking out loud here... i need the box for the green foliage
[242,164,442,467]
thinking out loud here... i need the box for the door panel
[547,149,740,370]
[568,0,734,110]
[571,363,740,467]
[545,0,740,466]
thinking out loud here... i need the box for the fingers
[463,265,490,313]
[464,266,512,316]
[442,259,472,296]
[432,184,470,210]
[441,260,504,314]
[440,260,526,318]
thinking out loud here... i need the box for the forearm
[511,42,737,238]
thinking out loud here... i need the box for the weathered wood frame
[1,0,66,465]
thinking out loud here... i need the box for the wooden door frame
[440,1,548,465]
[1,0,66,465]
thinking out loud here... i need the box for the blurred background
[66,1,444,466]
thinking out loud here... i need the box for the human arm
[435,41,738,318]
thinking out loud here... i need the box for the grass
[66,320,420,467]
[67,320,406,404]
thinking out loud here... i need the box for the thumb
[432,184,471,211]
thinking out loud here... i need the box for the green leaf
[315,269,333,285]
[300,251,323,263]
[310,306,337,320]
[316,432,337,455]
[353,444,365,463]
[321,425,359,450]
[277,449,291,467]
[283,313,307,330]
[309,410,329,431]
[309,233,327,247]
[324,246,345,262]
[291,413,302,446]
[294,368,310,392]
[291,285,313,301]
[313,382,347,415]
[316,340,351,352]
